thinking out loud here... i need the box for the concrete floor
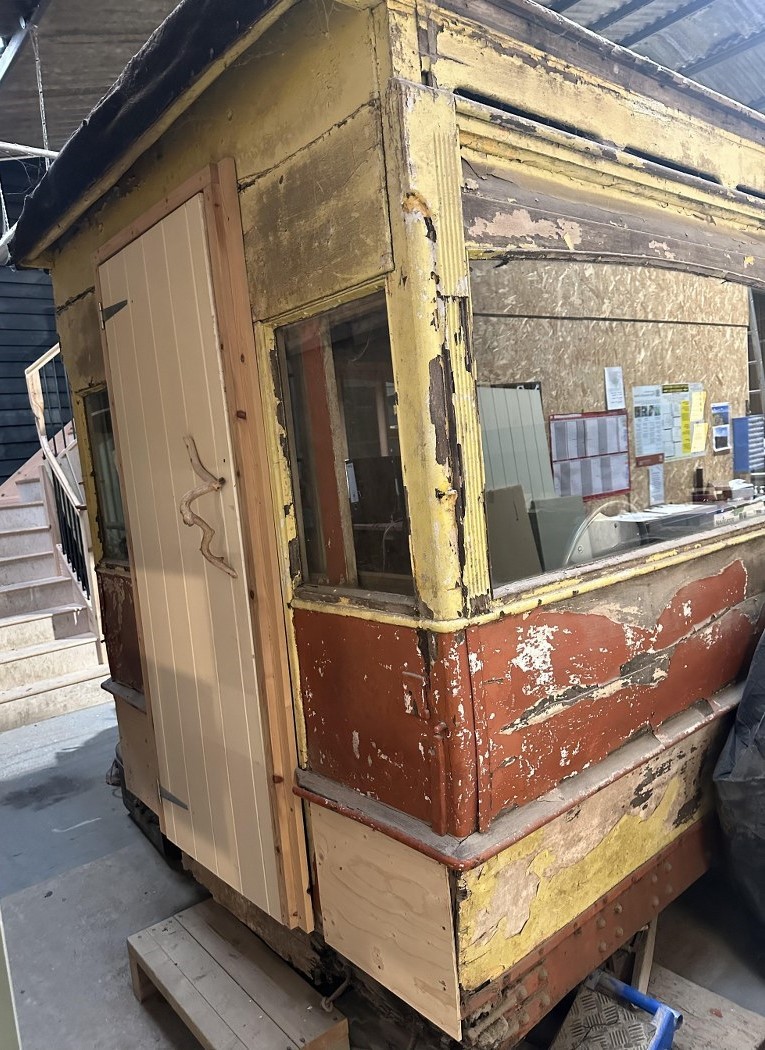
[0,703,206,1050]
[2,702,765,1049]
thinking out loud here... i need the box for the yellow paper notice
[690,390,706,422]
[691,422,708,454]
[681,400,692,454]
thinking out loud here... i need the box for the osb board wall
[470,260,749,507]
[51,0,386,390]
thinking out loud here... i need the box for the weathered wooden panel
[226,101,391,322]
[471,261,749,508]
[99,194,281,915]
[311,804,461,1039]
[461,157,765,286]
[294,608,478,836]
[96,567,142,694]
[426,0,765,194]
[114,696,160,813]
[456,717,726,993]
[468,556,765,821]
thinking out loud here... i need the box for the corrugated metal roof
[537,0,765,111]
[0,0,177,150]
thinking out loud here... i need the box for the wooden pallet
[127,899,349,1050]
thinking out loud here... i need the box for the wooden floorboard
[649,964,765,1050]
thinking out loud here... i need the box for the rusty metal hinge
[99,298,128,328]
[158,782,189,811]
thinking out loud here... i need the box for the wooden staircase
[0,454,106,731]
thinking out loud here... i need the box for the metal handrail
[25,343,98,609]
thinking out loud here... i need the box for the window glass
[278,294,412,595]
[471,259,765,591]
[83,388,128,564]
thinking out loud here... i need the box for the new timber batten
[12,0,765,1044]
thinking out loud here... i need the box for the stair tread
[0,603,86,628]
[0,499,45,509]
[0,665,107,704]
[0,575,71,596]
[0,525,51,534]
[0,551,55,566]
[0,633,98,664]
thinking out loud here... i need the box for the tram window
[471,259,761,592]
[83,388,128,565]
[277,293,413,596]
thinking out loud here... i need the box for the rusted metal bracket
[179,435,237,579]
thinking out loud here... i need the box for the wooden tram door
[98,192,289,920]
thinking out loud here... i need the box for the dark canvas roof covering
[10,0,765,264]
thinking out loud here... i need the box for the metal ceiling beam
[0,139,56,158]
[618,0,716,48]
[0,0,50,87]
[588,0,657,35]
[681,27,765,76]
[548,0,585,15]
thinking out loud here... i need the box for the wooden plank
[632,919,657,994]
[127,928,255,1050]
[175,901,348,1048]
[206,159,313,931]
[648,964,765,1050]
[311,804,462,1041]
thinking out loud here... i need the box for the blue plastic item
[593,971,682,1049]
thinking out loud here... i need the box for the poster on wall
[661,383,704,460]
[711,402,732,453]
[550,410,630,500]
[632,385,664,466]
[605,366,626,410]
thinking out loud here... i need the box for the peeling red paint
[470,561,759,820]
[653,560,747,649]
[294,609,477,836]
[97,567,142,693]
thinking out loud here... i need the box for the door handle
[179,435,237,579]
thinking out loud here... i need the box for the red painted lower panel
[293,608,477,836]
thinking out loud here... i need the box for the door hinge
[99,298,128,328]
[158,782,189,811]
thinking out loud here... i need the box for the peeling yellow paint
[456,723,717,991]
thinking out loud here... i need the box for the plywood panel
[311,804,461,1040]
[99,194,281,917]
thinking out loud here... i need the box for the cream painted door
[99,194,281,917]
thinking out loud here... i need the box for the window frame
[468,252,765,606]
[82,384,129,568]
[274,289,416,605]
